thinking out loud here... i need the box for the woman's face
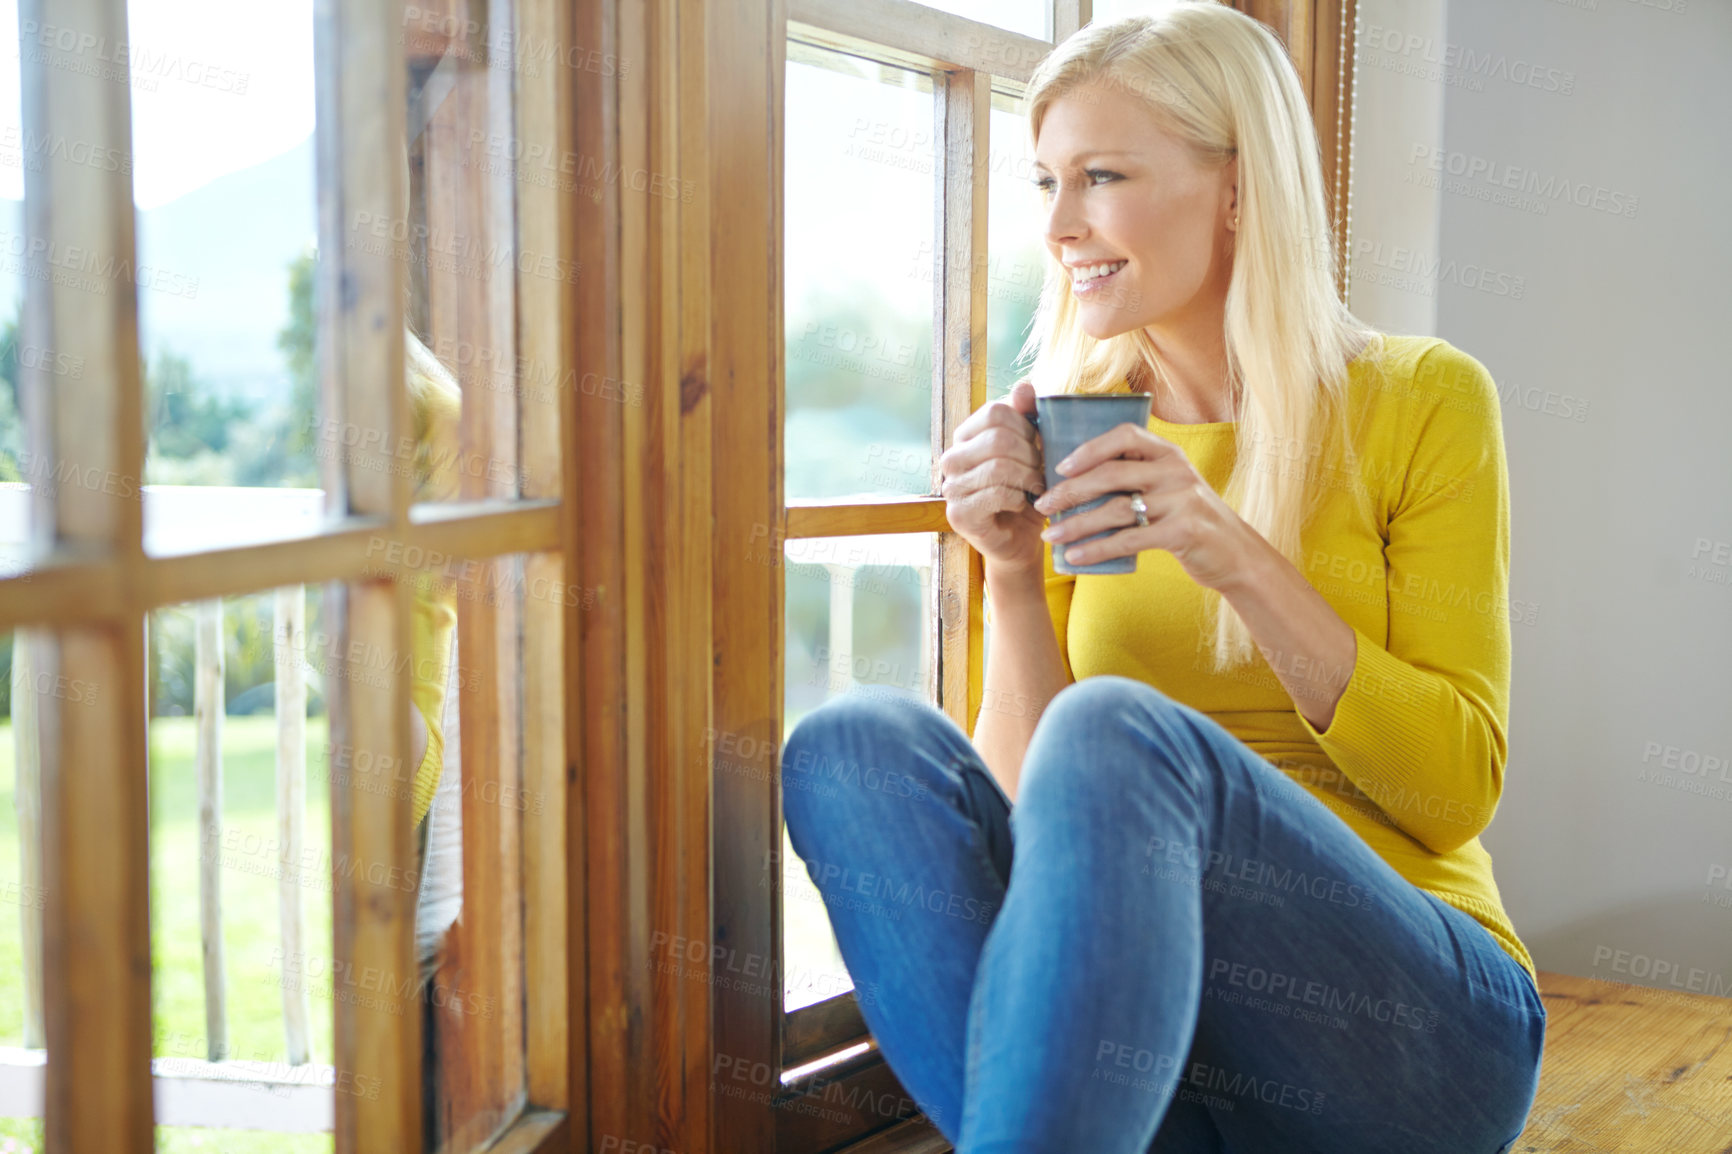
[1033,80,1238,341]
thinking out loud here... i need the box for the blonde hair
[1018,1,1388,672]
[406,328,461,491]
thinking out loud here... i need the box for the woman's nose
[1043,180,1088,246]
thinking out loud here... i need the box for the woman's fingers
[942,454,1045,505]
[954,482,1041,530]
[941,414,1042,484]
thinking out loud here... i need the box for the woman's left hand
[1032,423,1257,591]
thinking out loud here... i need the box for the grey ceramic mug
[1026,393,1154,575]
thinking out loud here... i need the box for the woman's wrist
[984,556,1049,614]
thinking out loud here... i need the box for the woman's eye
[1033,170,1120,194]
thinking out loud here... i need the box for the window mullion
[1054,0,1091,40]
[23,0,154,1146]
[933,69,991,738]
[315,0,422,1149]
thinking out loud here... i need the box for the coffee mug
[1026,393,1153,575]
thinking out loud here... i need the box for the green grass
[0,715,337,1151]
[0,1117,331,1153]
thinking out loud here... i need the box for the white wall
[1350,0,1732,994]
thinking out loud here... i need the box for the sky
[0,0,314,209]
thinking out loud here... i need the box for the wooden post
[11,627,45,1050]
[21,0,156,1146]
[315,0,422,1146]
[274,586,312,1066]
[195,599,228,1061]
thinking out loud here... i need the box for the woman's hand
[938,380,1049,573]
[1031,422,1257,591]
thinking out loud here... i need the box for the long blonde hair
[1019,1,1387,672]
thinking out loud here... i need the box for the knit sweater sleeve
[1294,344,1512,855]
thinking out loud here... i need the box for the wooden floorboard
[817,970,1732,1153]
[1514,970,1732,1153]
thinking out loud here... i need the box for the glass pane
[0,5,45,1142]
[409,549,536,1153]
[988,94,1047,402]
[147,590,336,1153]
[785,45,937,501]
[126,0,322,556]
[782,533,938,1011]
[1091,0,1180,25]
[915,0,1048,41]
[404,6,529,514]
[1,630,48,1147]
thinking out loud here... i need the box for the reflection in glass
[785,44,937,501]
[782,533,938,1010]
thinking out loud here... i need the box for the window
[0,0,574,1150]
[742,1,1358,1150]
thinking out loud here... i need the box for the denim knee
[781,691,951,827]
[1021,676,1201,804]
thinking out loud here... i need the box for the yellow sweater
[1026,334,1535,986]
[406,341,463,827]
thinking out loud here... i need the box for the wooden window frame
[6,0,579,1150]
[569,0,1357,1152]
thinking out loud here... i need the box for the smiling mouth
[1071,260,1127,295]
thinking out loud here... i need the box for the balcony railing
[2,483,349,1132]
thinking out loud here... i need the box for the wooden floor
[1514,970,1732,1153]
[837,970,1732,1154]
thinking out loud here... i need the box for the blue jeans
[780,676,1546,1154]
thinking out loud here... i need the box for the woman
[780,5,1545,1152]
